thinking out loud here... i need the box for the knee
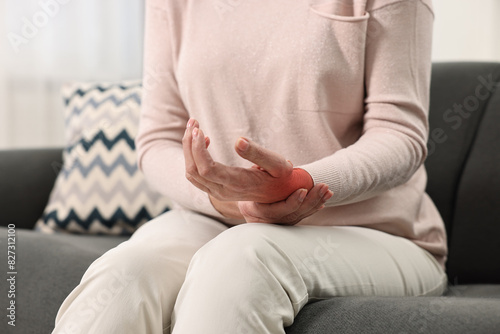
[188,223,283,275]
[182,224,302,315]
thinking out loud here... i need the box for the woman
[53,0,447,332]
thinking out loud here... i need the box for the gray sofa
[1,62,500,333]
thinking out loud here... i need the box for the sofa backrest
[0,149,62,229]
[1,63,498,284]
[426,62,500,284]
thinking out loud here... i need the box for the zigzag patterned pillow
[36,80,171,235]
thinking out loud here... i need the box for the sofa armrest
[0,148,63,229]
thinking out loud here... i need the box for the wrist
[261,168,314,203]
[290,168,314,191]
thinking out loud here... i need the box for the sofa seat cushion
[286,295,500,334]
[0,227,127,334]
[3,227,500,334]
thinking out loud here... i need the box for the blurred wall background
[0,0,499,149]
[432,0,500,62]
[0,0,144,149]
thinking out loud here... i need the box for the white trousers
[53,209,447,334]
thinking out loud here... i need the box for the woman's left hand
[238,183,333,225]
[183,119,314,203]
[208,183,333,225]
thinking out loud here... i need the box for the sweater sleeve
[300,0,434,206]
[135,2,224,218]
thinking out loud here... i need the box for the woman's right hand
[236,183,333,225]
[184,119,314,203]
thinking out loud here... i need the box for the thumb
[235,137,292,177]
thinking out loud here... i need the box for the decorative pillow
[36,80,171,235]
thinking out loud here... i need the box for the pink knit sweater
[136,0,447,268]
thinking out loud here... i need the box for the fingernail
[298,189,307,202]
[237,137,249,151]
[323,190,333,200]
[187,119,194,128]
[192,128,199,138]
[320,186,329,197]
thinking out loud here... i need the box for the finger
[241,185,333,225]
[234,137,292,178]
[276,186,325,225]
[183,120,237,199]
[297,184,333,217]
[278,184,327,225]
[191,127,227,182]
[183,119,200,171]
[183,119,198,179]
[250,188,307,220]
[183,119,214,186]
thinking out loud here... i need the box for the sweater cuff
[298,161,344,205]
